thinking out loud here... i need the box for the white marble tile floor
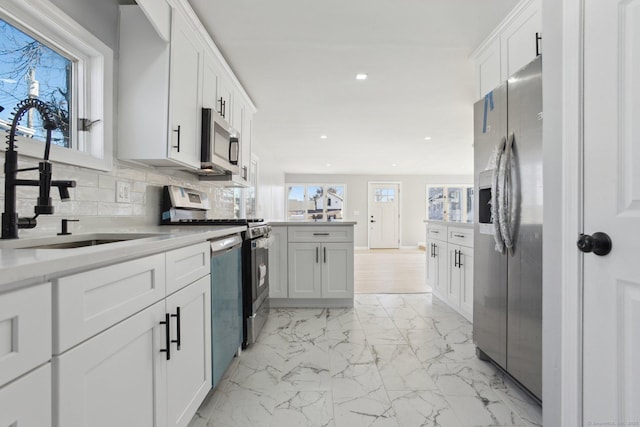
[188,294,542,427]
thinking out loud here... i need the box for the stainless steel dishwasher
[210,233,243,388]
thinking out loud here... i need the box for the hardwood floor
[354,248,431,294]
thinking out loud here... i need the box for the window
[426,184,474,223]
[374,188,395,203]
[0,0,113,170]
[287,184,346,221]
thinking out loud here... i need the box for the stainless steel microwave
[201,108,240,175]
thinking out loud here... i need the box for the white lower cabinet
[166,275,211,427]
[426,223,474,322]
[54,275,211,427]
[321,243,354,299]
[448,244,474,320]
[52,241,213,427]
[426,238,447,298]
[54,299,167,427]
[0,363,51,427]
[288,242,353,299]
[268,226,288,298]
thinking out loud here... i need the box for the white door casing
[583,0,640,423]
[368,182,400,249]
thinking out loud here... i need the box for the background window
[0,18,73,148]
[287,184,346,221]
[426,185,474,223]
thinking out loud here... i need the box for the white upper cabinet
[471,0,541,100]
[118,0,256,174]
[168,10,203,168]
[500,0,542,80]
[118,5,202,170]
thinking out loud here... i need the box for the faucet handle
[58,219,79,236]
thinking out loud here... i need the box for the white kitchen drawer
[448,227,474,248]
[0,283,51,388]
[166,242,210,295]
[0,363,51,427]
[426,224,447,241]
[287,226,354,243]
[54,254,166,354]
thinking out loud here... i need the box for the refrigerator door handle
[499,132,515,255]
[492,137,507,254]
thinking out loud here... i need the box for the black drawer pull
[160,313,171,360]
[313,233,330,236]
[171,307,181,351]
[453,234,466,238]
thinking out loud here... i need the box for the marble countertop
[0,225,245,292]
[269,221,357,226]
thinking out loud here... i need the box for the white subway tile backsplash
[98,202,133,216]
[76,187,116,203]
[98,175,117,190]
[1,151,241,235]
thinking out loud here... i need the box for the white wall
[284,173,472,248]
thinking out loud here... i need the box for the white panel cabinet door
[321,243,354,299]
[288,243,322,298]
[447,245,462,308]
[166,275,211,427]
[474,37,502,100]
[458,245,474,321]
[54,300,167,427]
[435,241,448,299]
[168,9,202,168]
[269,226,289,298]
[500,0,541,79]
[0,363,51,427]
[0,283,51,387]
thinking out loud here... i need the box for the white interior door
[368,183,400,249]
[583,1,640,423]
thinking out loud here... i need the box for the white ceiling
[187,0,518,176]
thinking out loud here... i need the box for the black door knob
[577,232,612,256]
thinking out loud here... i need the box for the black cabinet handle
[173,125,181,152]
[453,234,466,238]
[313,233,330,236]
[324,247,327,263]
[160,313,171,361]
[171,307,181,351]
[454,249,459,268]
[222,100,226,118]
[536,32,542,56]
[218,97,224,116]
[316,246,319,263]
[458,250,463,268]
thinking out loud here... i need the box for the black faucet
[2,99,76,239]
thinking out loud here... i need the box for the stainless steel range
[161,185,271,348]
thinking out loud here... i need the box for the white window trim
[0,0,113,171]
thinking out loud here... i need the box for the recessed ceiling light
[424,136,432,141]
[391,163,397,167]
[355,73,368,80]
[326,163,332,167]
[320,134,328,139]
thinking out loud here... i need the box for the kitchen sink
[0,233,164,250]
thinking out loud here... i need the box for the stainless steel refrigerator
[472,56,542,402]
